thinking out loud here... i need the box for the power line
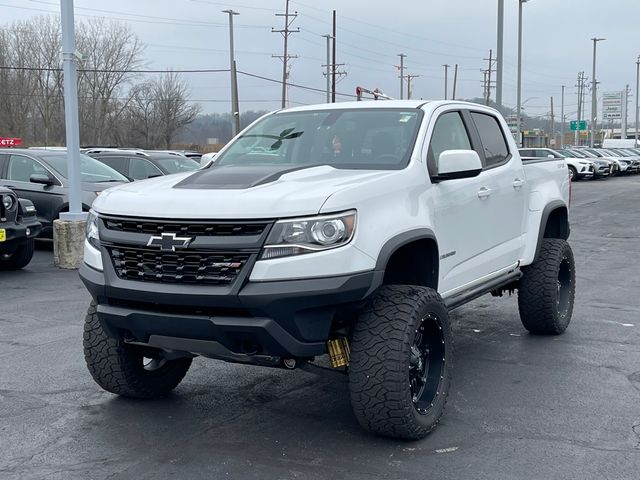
[0,65,230,73]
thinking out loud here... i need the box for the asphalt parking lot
[1,176,640,480]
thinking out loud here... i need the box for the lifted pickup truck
[0,186,41,269]
[80,101,574,440]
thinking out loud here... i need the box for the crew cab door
[427,108,526,295]
[426,109,495,293]
[467,110,527,269]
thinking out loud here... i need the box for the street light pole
[59,0,83,221]
[223,9,240,136]
[560,85,565,148]
[496,0,504,107]
[590,37,605,147]
[516,0,529,147]
[634,55,640,147]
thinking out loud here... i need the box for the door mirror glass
[434,150,483,181]
[29,173,55,186]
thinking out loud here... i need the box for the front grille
[104,218,267,237]
[108,246,250,285]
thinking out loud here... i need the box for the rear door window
[470,112,510,167]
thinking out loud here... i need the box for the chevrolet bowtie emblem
[147,233,193,252]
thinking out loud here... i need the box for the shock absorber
[326,338,350,368]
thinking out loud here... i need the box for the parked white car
[520,147,594,181]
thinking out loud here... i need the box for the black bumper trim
[0,218,42,248]
[80,264,378,358]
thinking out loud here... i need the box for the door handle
[477,187,492,199]
[512,178,525,189]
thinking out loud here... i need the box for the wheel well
[543,207,569,240]
[382,239,439,290]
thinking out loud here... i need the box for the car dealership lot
[1,176,640,480]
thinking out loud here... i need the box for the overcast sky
[3,0,640,120]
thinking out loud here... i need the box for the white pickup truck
[80,100,574,440]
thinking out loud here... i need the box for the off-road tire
[568,166,578,182]
[0,239,34,270]
[518,239,575,335]
[83,302,192,398]
[349,285,452,440]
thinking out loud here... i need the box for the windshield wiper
[241,128,303,150]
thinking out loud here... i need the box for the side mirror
[30,173,55,186]
[547,154,555,159]
[433,150,483,181]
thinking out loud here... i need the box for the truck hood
[92,164,395,219]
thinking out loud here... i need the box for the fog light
[26,228,31,236]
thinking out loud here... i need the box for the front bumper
[0,217,41,252]
[80,262,380,358]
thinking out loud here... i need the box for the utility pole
[272,0,299,109]
[590,37,605,147]
[482,50,495,105]
[452,64,458,100]
[575,72,587,146]
[486,49,494,104]
[59,0,83,221]
[623,84,630,139]
[482,70,488,105]
[443,64,451,100]
[635,56,640,146]
[550,96,555,147]
[398,54,407,99]
[560,85,565,148]
[321,34,333,103]
[496,0,504,107]
[406,74,419,100]
[223,9,240,135]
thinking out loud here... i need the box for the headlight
[2,194,16,211]
[262,210,356,260]
[85,210,100,249]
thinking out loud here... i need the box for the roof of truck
[280,100,500,114]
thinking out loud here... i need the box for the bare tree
[0,16,201,149]
[76,18,145,145]
[152,72,200,149]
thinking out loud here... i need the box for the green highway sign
[570,120,587,131]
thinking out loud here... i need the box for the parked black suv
[0,186,41,269]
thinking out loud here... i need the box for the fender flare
[369,228,439,293]
[533,200,570,260]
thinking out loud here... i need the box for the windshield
[214,108,423,170]
[557,149,577,158]
[601,149,620,157]
[46,154,128,182]
[154,156,201,174]
[568,149,588,158]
